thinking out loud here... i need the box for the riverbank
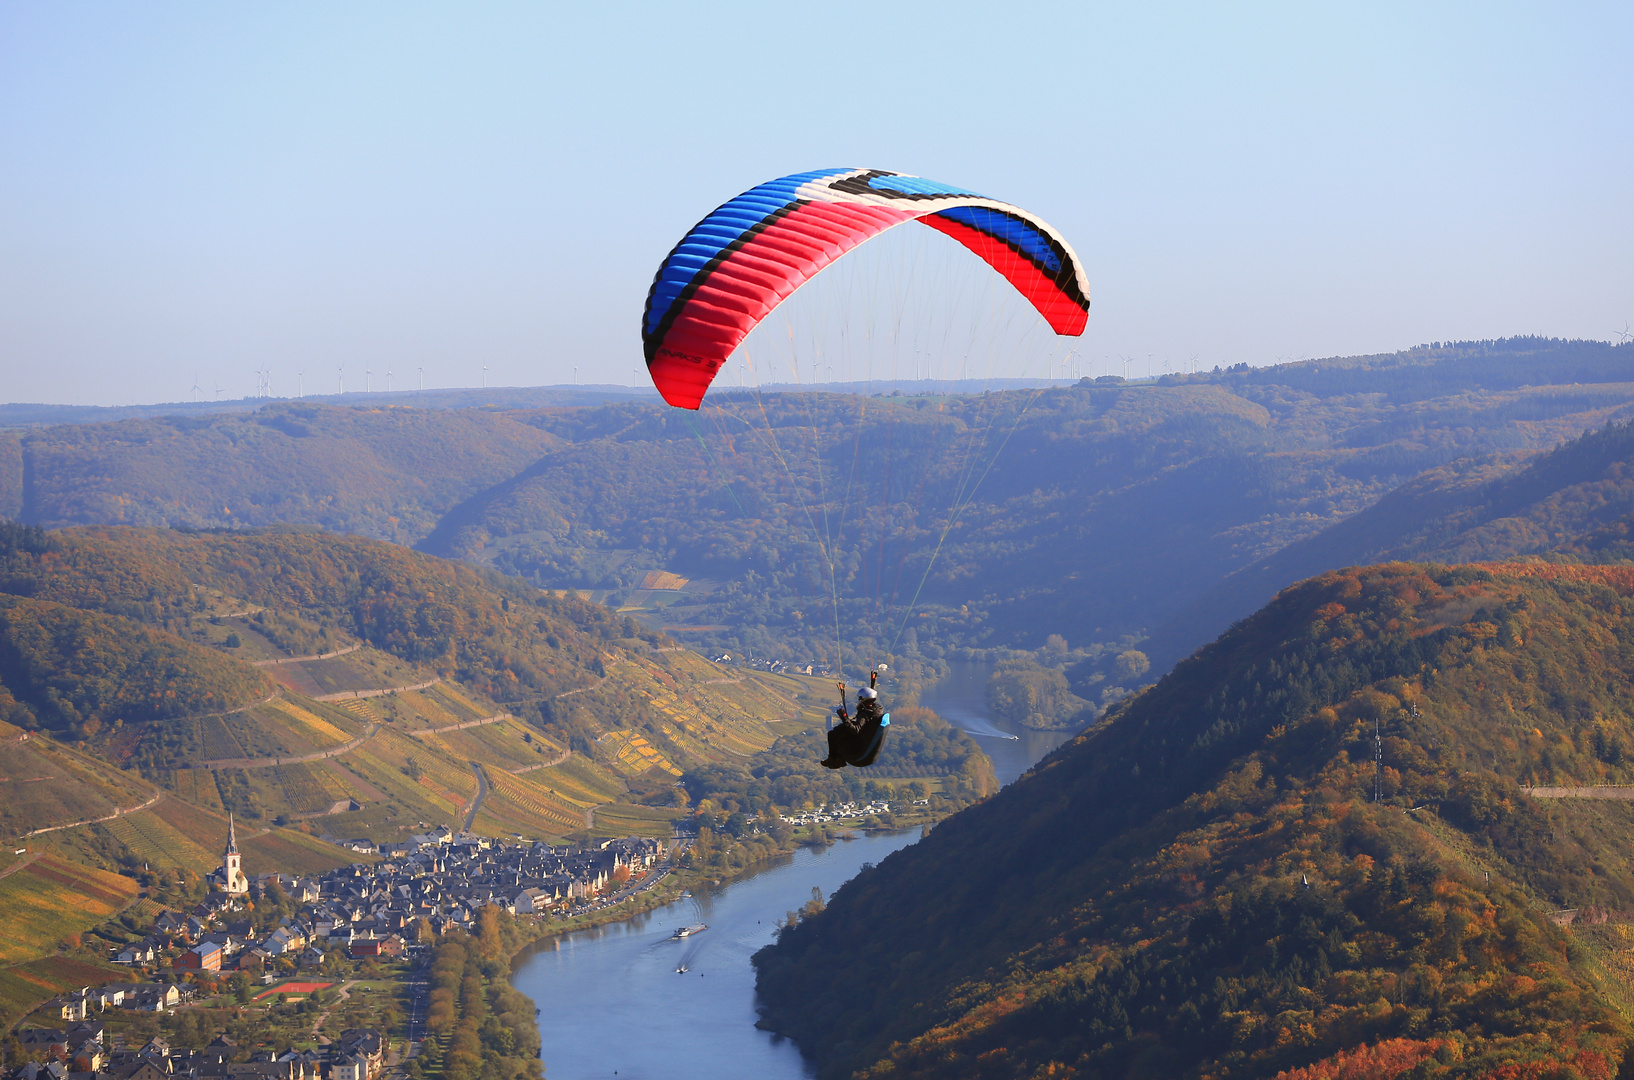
[510,829,924,1080]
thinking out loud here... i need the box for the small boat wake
[953,717,1020,741]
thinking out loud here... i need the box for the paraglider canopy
[642,168,1091,409]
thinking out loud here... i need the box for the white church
[208,814,250,894]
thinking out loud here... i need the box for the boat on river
[671,924,707,939]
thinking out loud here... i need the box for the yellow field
[0,855,139,963]
[267,697,353,744]
[600,730,682,777]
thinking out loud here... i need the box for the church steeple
[217,814,247,894]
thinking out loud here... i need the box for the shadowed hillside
[1142,417,1634,675]
[754,562,1634,1080]
[5,403,562,543]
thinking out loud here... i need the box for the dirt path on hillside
[0,851,42,880]
[1527,786,1634,799]
[310,979,358,1039]
[316,678,440,702]
[252,644,364,667]
[199,724,382,770]
[510,745,571,773]
[462,764,489,833]
[24,792,164,837]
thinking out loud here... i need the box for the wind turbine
[213,381,224,400]
[418,366,424,391]
[191,373,203,402]
[337,363,345,394]
[483,365,489,388]
[386,368,393,393]
[365,369,372,393]
[297,370,303,397]
[1616,322,1633,344]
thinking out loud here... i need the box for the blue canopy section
[858,174,982,198]
[933,205,1063,274]
[643,168,850,338]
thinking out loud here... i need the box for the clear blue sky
[2,2,1630,405]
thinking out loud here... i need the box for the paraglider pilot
[821,669,889,769]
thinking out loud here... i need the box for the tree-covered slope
[6,402,561,543]
[9,339,1632,675]
[754,562,1634,1080]
[0,595,272,740]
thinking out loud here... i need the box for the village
[8,822,670,1080]
[776,800,910,828]
[12,1022,385,1080]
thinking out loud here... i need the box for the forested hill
[0,403,562,543]
[2,337,1631,675]
[1142,416,1634,674]
[754,562,1634,1080]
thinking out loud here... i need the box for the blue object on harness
[848,712,890,768]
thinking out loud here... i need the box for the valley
[6,338,1634,1078]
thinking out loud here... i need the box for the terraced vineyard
[423,682,487,722]
[392,688,466,728]
[0,956,127,1030]
[103,807,217,874]
[198,714,250,759]
[270,762,347,813]
[0,855,139,963]
[592,803,682,834]
[264,697,355,746]
[147,794,236,853]
[237,827,361,875]
[600,730,681,777]
[0,733,154,841]
[526,752,627,806]
[482,770,590,835]
[166,768,226,811]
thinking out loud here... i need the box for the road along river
[511,660,1080,1079]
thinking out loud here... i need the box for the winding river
[510,660,1075,1079]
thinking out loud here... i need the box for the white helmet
[858,687,878,700]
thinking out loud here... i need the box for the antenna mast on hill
[1374,715,1383,802]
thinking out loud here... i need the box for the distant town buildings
[9,1019,386,1080]
[89,831,667,991]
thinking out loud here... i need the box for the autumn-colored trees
[753,564,1634,1080]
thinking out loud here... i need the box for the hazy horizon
[3,3,1630,406]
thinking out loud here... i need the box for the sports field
[254,980,333,1000]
